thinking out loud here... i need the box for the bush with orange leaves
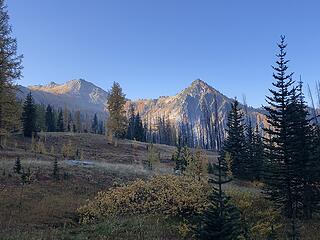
[78,175,210,223]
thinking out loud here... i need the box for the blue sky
[6,0,320,107]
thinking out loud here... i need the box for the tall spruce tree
[52,157,59,180]
[14,156,21,174]
[134,112,145,141]
[263,36,302,238]
[223,99,248,180]
[35,104,46,132]
[291,80,319,219]
[106,82,127,139]
[75,110,81,133]
[63,106,70,132]
[21,92,36,137]
[56,109,64,132]
[45,105,55,132]
[126,104,135,140]
[245,121,265,181]
[0,0,23,146]
[172,146,191,173]
[91,113,98,134]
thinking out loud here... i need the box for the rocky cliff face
[17,78,267,128]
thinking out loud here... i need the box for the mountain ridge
[17,79,267,130]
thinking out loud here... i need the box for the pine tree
[0,0,23,147]
[98,120,104,134]
[21,92,37,137]
[52,157,59,180]
[245,121,265,181]
[14,157,21,174]
[263,36,303,238]
[291,80,318,219]
[35,104,46,132]
[106,82,127,140]
[45,105,55,132]
[223,99,248,180]
[173,146,191,173]
[126,104,135,140]
[56,109,64,132]
[92,113,98,134]
[134,112,145,141]
[186,147,208,180]
[63,106,70,132]
[196,153,245,239]
[75,110,81,133]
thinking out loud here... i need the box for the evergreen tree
[291,80,319,219]
[172,146,182,172]
[52,157,59,180]
[75,110,81,133]
[35,104,46,132]
[223,99,248,179]
[45,105,55,132]
[56,109,64,132]
[91,113,98,134]
[106,82,127,139]
[63,106,70,132]
[245,121,264,181]
[21,92,36,137]
[186,147,208,180]
[126,104,135,140]
[264,36,297,217]
[263,36,308,238]
[173,146,192,173]
[14,157,21,174]
[0,0,23,146]
[134,112,145,141]
[67,112,72,132]
[196,153,245,239]
[98,120,104,134]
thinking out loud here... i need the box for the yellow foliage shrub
[228,190,283,239]
[61,140,76,159]
[78,175,210,223]
[36,140,47,154]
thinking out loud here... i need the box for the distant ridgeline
[17,79,268,150]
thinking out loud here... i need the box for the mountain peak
[182,79,213,96]
[190,79,212,90]
[66,78,91,86]
[191,79,207,86]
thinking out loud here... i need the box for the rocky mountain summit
[17,79,109,116]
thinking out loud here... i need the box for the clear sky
[6,0,320,107]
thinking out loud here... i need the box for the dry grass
[0,133,217,239]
